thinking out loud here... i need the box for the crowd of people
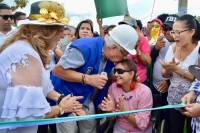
[0,1,200,133]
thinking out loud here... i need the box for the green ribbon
[0,103,185,129]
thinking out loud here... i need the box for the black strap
[56,94,65,105]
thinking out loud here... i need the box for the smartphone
[157,35,164,41]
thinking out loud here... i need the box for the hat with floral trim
[17,1,70,27]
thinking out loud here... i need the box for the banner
[94,0,128,18]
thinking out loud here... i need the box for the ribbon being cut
[0,103,185,129]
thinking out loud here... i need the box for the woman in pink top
[128,35,151,85]
[101,59,153,133]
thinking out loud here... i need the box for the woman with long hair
[75,19,94,39]
[0,1,83,133]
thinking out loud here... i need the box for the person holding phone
[151,14,179,94]
[150,15,179,131]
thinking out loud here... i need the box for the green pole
[178,0,188,16]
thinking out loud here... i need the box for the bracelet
[123,114,130,119]
[56,94,65,105]
[181,70,188,78]
[58,104,64,115]
[82,74,86,85]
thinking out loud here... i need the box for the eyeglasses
[114,68,132,74]
[0,15,14,20]
[162,25,172,32]
[169,29,190,37]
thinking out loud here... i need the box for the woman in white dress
[0,1,84,133]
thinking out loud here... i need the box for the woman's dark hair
[136,20,143,31]
[116,58,138,82]
[177,14,200,42]
[75,20,94,39]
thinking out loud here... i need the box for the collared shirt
[0,26,16,47]
[188,79,200,132]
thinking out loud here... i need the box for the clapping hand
[116,97,126,112]
[160,57,180,73]
[101,94,114,112]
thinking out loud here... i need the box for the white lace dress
[0,40,53,133]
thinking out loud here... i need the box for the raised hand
[116,97,126,112]
[96,15,103,27]
[155,36,165,50]
[101,94,114,112]
[160,57,180,73]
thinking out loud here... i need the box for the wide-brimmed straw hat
[18,1,70,27]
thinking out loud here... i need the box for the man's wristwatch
[58,104,64,115]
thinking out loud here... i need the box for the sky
[5,0,200,31]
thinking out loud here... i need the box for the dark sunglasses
[114,68,132,74]
[162,25,172,32]
[0,15,14,20]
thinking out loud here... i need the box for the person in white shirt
[0,1,84,133]
[0,4,16,47]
